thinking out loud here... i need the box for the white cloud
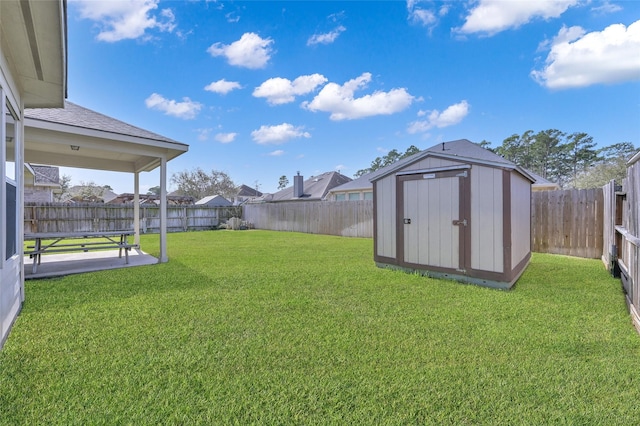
[268,150,285,156]
[307,26,346,46]
[458,0,579,36]
[251,123,311,145]
[531,21,640,89]
[303,72,414,120]
[407,100,470,133]
[207,32,274,69]
[145,93,202,120]
[215,132,237,144]
[204,79,242,95]
[592,1,623,15]
[225,12,240,23]
[407,0,448,28]
[196,128,212,141]
[253,74,328,105]
[73,0,176,42]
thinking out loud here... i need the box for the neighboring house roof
[108,193,196,205]
[525,169,561,190]
[266,171,352,202]
[236,184,263,197]
[26,164,60,187]
[195,195,232,206]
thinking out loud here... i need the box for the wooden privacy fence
[602,153,640,332]
[26,190,608,258]
[243,200,374,238]
[531,188,603,259]
[244,191,605,258]
[24,203,241,234]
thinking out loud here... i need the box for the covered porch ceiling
[23,101,188,173]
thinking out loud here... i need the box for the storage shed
[372,139,534,289]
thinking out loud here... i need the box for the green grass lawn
[2,230,639,424]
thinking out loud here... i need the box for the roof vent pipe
[293,172,304,198]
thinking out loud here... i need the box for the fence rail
[24,203,241,234]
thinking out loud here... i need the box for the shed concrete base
[375,262,522,290]
[24,249,158,280]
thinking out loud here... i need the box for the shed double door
[397,168,470,272]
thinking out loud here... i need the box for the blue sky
[62,0,640,195]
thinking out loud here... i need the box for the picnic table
[24,231,137,274]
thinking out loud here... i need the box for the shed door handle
[404,218,411,224]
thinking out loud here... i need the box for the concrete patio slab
[24,249,158,279]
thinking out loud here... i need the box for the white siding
[471,166,504,273]
[511,172,531,267]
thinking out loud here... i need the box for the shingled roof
[328,139,535,196]
[266,171,352,202]
[24,101,179,144]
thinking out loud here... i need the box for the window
[4,104,18,260]
[348,192,360,201]
[335,193,346,201]
[364,191,373,200]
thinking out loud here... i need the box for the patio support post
[159,156,168,263]
[134,172,140,246]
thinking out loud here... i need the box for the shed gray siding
[511,172,532,268]
[372,143,532,290]
[470,165,504,273]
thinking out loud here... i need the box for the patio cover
[23,101,189,262]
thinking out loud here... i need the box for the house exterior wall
[24,187,54,203]
[470,165,504,273]
[0,60,25,348]
[329,190,373,201]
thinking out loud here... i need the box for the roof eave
[3,0,67,108]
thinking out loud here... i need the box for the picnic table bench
[24,231,138,274]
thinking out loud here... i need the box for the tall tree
[55,174,72,202]
[565,132,600,186]
[170,168,237,200]
[495,129,607,188]
[354,145,420,178]
[74,181,109,202]
[571,142,638,189]
[147,186,161,195]
[278,175,289,190]
[530,129,568,183]
[495,130,536,169]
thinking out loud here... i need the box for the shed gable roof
[372,139,534,183]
